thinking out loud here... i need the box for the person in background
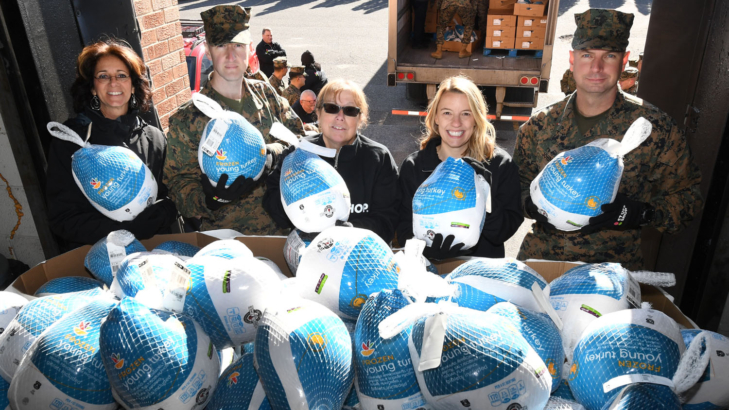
[255,27,286,78]
[292,90,318,125]
[46,39,178,251]
[431,0,478,59]
[513,9,702,270]
[411,0,431,49]
[269,56,289,96]
[397,76,523,258]
[283,65,306,107]
[263,79,400,243]
[165,5,304,235]
[301,50,328,95]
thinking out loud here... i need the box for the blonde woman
[397,76,523,259]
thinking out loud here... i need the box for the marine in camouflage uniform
[513,9,702,270]
[562,65,639,96]
[164,5,304,234]
[560,70,577,95]
[283,65,305,107]
[619,67,639,95]
[435,0,477,45]
[268,56,288,97]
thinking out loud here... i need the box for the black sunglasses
[322,103,361,117]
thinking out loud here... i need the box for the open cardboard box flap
[12,234,696,329]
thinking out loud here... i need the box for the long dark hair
[70,39,152,113]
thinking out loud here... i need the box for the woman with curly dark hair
[46,39,178,251]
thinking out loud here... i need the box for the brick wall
[133,0,190,133]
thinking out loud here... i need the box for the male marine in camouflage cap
[164,5,304,234]
[512,9,702,270]
[282,65,306,107]
[269,56,289,97]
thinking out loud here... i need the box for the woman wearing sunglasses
[45,39,178,251]
[396,76,524,259]
[263,79,400,243]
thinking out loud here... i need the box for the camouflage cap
[572,9,634,52]
[273,57,289,69]
[201,5,252,46]
[289,65,306,77]
[620,66,639,81]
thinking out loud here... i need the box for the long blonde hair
[421,76,496,161]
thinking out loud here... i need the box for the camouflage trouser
[436,5,476,45]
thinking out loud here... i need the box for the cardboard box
[11,234,696,331]
[515,36,545,50]
[514,1,548,17]
[489,0,516,9]
[487,10,517,28]
[484,36,516,49]
[516,25,546,39]
[517,16,548,28]
[443,30,482,52]
[486,25,516,39]
[424,1,438,33]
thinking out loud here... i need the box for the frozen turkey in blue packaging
[412,156,489,250]
[193,93,267,187]
[283,229,313,275]
[530,117,652,231]
[279,141,351,233]
[110,252,189,311]
[446,258,551,313]
[599,383,681,410]
[379,303,550,410]
[206,353,271,410]
[8,299,118,410]
[549,263,641,361]
[0,374,7,410]
[153,240,201,258]
[296,226,401,320]
[552,379,578,402]
[680,329,729,410]
[254,257,288,281]
[34,276,104,296]
[47,122,158,222]
[569,309,684,410]
[546,396,586,410]
[354,289,430,410]
[253,298,353,410]
[99,297,220,409]
[0,288,107,382]
[85,230,147,286]
[183,256,284,349]
[0,292,28,335]
[195,239,253,260]
[487,302,565,392]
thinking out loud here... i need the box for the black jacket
[396,137,524,257]
[46,108,174,251]
[302,64,328,95]
[255,40,286,78]
[263,133,400,243]
[292,101,317,124]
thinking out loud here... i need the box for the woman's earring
[130,93,138,109]
[90,95,101,111]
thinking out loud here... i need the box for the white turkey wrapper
[280,141,351,233]
[529,117,652,231]
[47,122,157,222]
[194,239,253,260]
[548,263,641,361]
[0,292,28,335]
[380,304,550,410]
[412,157,489,250]
[283,229,313,275]
[681,329,729,409]
[295,226,401,320]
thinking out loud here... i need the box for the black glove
[335,220,353,228]
[201,174,257,211]
[581,193,650,234]
[525,196,556,230]
[423,234,466,260]
[127,198,178,239]
[462,157,493,186]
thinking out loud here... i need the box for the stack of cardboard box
[486,0,547,51]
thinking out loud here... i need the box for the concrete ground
[179,0,652,256]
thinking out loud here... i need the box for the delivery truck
[388,0,560,119]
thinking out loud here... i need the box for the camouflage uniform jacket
[164,77,304,234]
[269,75,286,97]
[513,91,702,270]
[282,84,300,107]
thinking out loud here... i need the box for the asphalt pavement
[179,0,652,256]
